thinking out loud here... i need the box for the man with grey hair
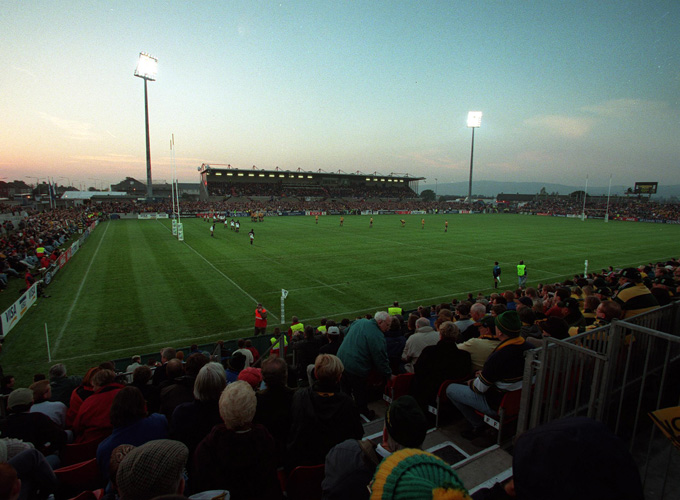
[152,347,176,386]
[459,302,489,343]
[125,356,143,384]
[48,363,81,406]
[337,311,394,420]
[401,317,438,373]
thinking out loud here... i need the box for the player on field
[445,220,448,232]
[230,219,235,231]
[400,219,406,227]
[249,229,254,245]
[315,214,319,224]
[493,261,501,289]
[210,223,215,237]
[235,220,240,233]
[340,216,344,227]
[421,218,425,229]
[369,217,373,228]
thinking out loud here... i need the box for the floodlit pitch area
[2,213,679,383]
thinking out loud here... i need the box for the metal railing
[515,302,680,499]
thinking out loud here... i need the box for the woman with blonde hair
[285,354,363,471]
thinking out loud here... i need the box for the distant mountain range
[427,181,680,200]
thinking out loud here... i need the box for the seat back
[55,458,104,499]
[383,372,414,404]
[61,437,105,467]
[286,464,325,500]
[68,489,104,500]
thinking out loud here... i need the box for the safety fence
[516,302,680,499]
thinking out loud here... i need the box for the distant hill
[429,181,680,200]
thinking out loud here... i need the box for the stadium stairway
[363,400,513,494]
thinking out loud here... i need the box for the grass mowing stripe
[155,220,280,323]
[51,221,111,357]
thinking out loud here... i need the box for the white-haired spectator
[337,311,394,420]
[192,381,281,498]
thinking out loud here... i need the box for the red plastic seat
[474,389,523,444]
[430,377,471,428]
[61,437,105,467]
[55,458,104,499]
[286,464,325,500]
[383,372,415,405]
[69,488,104,500]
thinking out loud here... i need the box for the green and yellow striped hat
[370,449,471,500]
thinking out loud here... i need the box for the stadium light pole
[134,52,158,202]
[467,111,482,208]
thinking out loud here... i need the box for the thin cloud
[581,99,669,119]
[523,115,595,138]
[39,113,100,142]
[68,154,138,164]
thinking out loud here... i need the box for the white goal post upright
[171,136,178,236]
[584,259,588,277]
[170,134,184,241]
[280,289,289,324]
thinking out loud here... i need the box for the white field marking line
[52,221,111,357]
[156,220,280,322]
[53,282,498,364]
[257,252,346,295]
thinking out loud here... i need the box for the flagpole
[605,174,612,223]
[581,174,588,221]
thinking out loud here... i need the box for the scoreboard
[634,182,658,194]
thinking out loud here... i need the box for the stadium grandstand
[198,163,424,202]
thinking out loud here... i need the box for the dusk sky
[2,1,678,191]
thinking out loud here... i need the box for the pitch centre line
[52,221,110,357]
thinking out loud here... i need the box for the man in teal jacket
[337,311,394,419]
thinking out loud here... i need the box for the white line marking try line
[52,222,111,357]
[156,220,280,322]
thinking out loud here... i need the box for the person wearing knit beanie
[494,311,521,338]
[446,310,532,440]
[322,396,428,500]
[370,448,471,500]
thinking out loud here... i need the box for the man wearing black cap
[322,395,428,500]
[446,311,532,439]
[613,268,659,319]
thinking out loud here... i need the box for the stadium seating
[285,464,325,500]
[431,377,471,428]
[60,437,105,467]
[474,389,523,445]
[54,458,104,499]
[382,372,414,405]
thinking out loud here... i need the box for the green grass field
[2,213,679,385]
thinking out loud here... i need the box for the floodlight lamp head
[467,111,482,128]
[134,52,158,81]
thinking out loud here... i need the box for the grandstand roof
[61,191,130,200]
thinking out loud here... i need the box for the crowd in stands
[0,255,674,498]
[207,181,416,200]
[0,208,103,294]
[523,199,680,220]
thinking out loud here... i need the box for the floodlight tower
[467,111,482,208]
[134,52,158,202]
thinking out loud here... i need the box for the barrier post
[45,323,52,362]
[280,289,289,324]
